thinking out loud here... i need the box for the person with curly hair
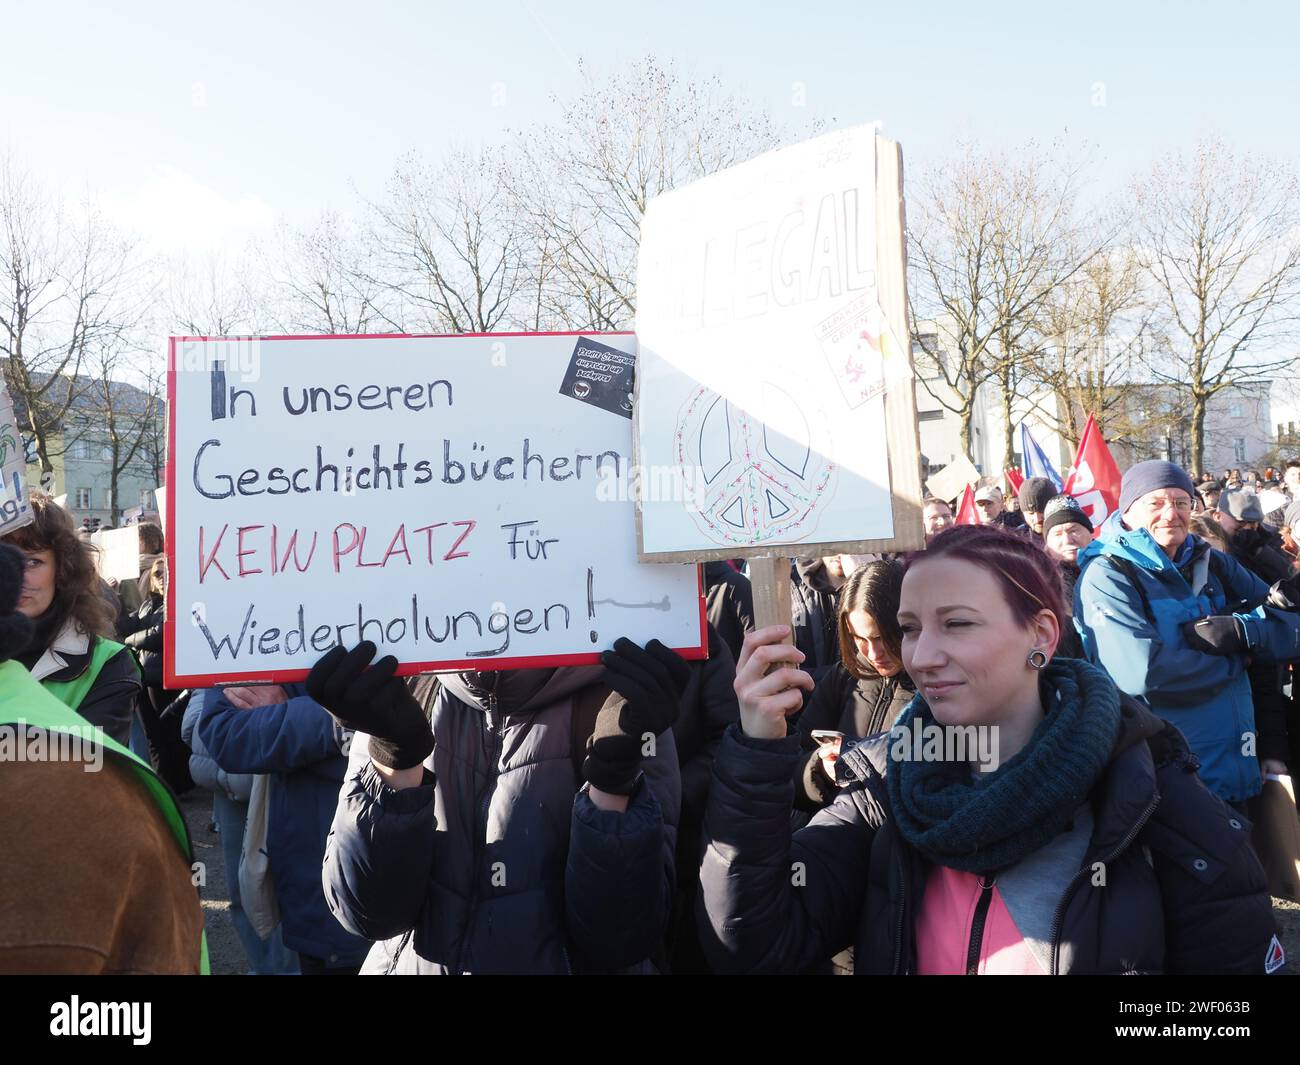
[1,492,140,746]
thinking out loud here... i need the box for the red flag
[955,483,980,525]
[1063,414,1122,529]
[1004,468,1024,497]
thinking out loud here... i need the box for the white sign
[0,380,33,536]
[924,456,982,506]
[166,333,705,687]
[92,526,141,582]
[634,125,914,558]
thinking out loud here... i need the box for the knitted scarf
[885,658,1123,873]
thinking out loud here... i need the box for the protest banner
[0,378,33,537]
[165,332,706,687]
[91,526,142,582]
[924,455,981,505]
[633,126,921,630]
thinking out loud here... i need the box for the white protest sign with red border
[165,332,705,688]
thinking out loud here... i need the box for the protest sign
[92,526,142,582]
[165,332,706,687]
[633,126,922,564]
[0,379,33,537]
[924,455,981,505]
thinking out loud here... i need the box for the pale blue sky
[3,0,1297,252]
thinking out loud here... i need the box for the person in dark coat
[1214,489,1294,782]
[699,524,1282,974]
[315,638,686,974]
[793,560,914,814]
[1018,476,1057,542]
[119,556,193,793]
[1040,494,1092,659]
[974,485,1024,530]
[667,623,740,973]
[704,560,754,664]
[790,557,843,677]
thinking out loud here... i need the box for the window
[141,489,153,507]
[917,410,944,422]
[101,445,114,462]
[75,488,92,509]
[1234,438,1247,464]
[1230,403,1243,418]
[69,439,92,461]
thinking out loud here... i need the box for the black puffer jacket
[121,594,193,792]
[704,562,754,665]
[793,665,915,812]
[698,696,1278,974]
[790,559,840,677]
[323,665,680,974]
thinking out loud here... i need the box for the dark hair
[921,496,951,510]
[836,559,904,679]
[0,491,116,641]
[0,544,34,661]
[903,524,1066,651]
[137,522,165,555]
[1287,459,1300,471]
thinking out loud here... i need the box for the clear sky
[3,0,1297,254]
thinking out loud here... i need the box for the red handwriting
[197,520,475,583]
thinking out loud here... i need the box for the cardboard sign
[0,379,33,536]
[633,126,922,561]
[166,333,705,687]
[924,455,981,505]
[92,526,142,582]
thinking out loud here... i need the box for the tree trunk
[1190,394,1206,478]
[1000,371,1015,474]
[960,406,974,467]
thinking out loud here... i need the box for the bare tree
[1024,245,1159,451]
[505,57,785,330]
[909,142,1093,465]
[0,157,141,477]
[1133,138,1300,476]
[367,148,526,333]
[263,210,389,334]
[165,249,257,335]
[80,345,163,521]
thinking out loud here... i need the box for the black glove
[1267,573,1300,611]
[583,637,691,796]
[305,641,433,770]
[1182,615,1249,656]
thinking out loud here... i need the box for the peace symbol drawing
[674,383,838,547]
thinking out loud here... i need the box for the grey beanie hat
[1118,460,1196,517]
[1018,476,1057,514]
[1042,494,1094,537]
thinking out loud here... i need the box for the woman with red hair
[698,524,1280,974]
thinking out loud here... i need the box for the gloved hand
[1182,615,1250,656]
[305,641,433,770]
[1267,573,1300,611]
[1230,527,1268,557]
[584,637,691,796]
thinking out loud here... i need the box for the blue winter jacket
[199,682,371,965]
[1074,515,1300,803]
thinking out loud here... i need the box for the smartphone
[810,729,845,745]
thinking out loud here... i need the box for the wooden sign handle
[750,555,794,654]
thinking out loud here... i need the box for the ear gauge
[1027,649,1049,670]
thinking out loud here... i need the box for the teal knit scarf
[885,658,1123,874]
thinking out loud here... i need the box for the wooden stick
[750,555,793,642]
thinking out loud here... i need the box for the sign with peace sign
[634,125,923,562]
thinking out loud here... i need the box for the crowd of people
[2,454,1299,975]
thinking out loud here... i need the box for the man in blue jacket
[1075,459,1300,806]
[199,681,372,973]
